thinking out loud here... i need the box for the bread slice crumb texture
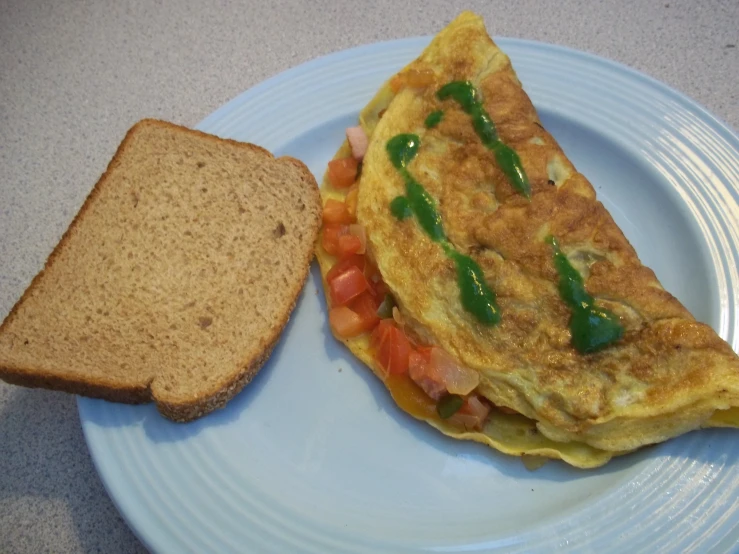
[0,119,322,421]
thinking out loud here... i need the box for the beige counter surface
[1,0,737,552]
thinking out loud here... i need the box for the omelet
[316,11,739,468]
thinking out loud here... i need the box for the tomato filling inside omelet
[320,138,514,432]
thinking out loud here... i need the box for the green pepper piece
[376,294,397,320]
[437,394,465,419]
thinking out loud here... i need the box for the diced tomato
[326,254,365,283]
[345,187,359,217]
[328,265,369,306]
[369,278,388,301]
[338,234,362,257]
[325,242,386,314]
[323,199,354,225]
[328,157,359,189]
[369,319,389,351]
[321,224,349,256]
[327,290,380,339]
[351,290,380,314]
[336,254,380,295]
[329,306,366,338]
[362,259,388,304]
[451,395,492,430]
[387,326,412,375]
[370,320,412,377]
[349,292,380,331]
[409,347,446,400]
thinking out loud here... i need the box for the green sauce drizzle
[386,134,446,241]
[405,178,446,241]
[424,110,444,129]
[437,81,531,199]
[390,196,412,220]
[546,236,624,353]
[450,250,501,326]
[387,133,419,168]
[386,134,500,326]
[491,143,529,201]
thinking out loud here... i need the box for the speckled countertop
[0,0,737,552]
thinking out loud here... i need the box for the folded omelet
[317,11,739,468]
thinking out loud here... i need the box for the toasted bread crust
[0,364,153,404]
[155,233,313,423]
[156,328,277,421]
[0,119,322,421]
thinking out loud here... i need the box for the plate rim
[200,34,739,147]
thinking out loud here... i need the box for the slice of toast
[0,119,322,421]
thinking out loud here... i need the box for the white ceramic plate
[78,37,739,553]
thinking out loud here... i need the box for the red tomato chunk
[328,157,358,189]
[329,265,369,306]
